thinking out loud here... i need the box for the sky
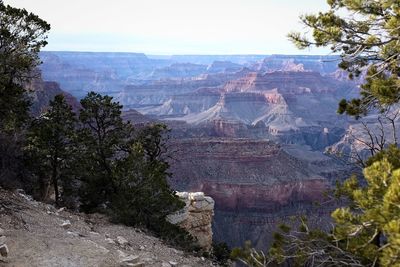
[5,0,330,55]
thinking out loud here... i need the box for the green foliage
[288,0,400,117]
[25,94,77,204]
[77,92,131,212]
[110,133,184,226]
[211,241,232,266]
[0,1,50,131]
[110,123,190,248]
[365,144,400,169]
[332,157,400,266]
[75,92,189,247]
[0,1,49,190]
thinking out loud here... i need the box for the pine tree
[25,94,76,205]
[288,0,400,118]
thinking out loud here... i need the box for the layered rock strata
[167,192,214,251]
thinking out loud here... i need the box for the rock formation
[167,192,214,251]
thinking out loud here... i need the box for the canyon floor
[0,188,216,267]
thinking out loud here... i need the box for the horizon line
[41,50,338,57]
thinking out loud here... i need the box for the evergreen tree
[77,91,131,211]
[0,0,50,130]
[25,94,76,204]
[111,123,184,227]
[288,0,400,118]
[0,0,50,188]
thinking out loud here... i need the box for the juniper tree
[77,91,132,211]
[25,94,76,204]
[111,123,189,248]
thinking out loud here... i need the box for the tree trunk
[52,152,59,206]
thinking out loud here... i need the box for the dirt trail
[0,188,215,267]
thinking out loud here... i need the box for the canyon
[38,52,363,250]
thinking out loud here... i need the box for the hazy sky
[6,0,330,55]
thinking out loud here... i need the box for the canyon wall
[167,138,344,249]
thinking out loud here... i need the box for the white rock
[139,245,145,250]
[105,237,115,244]
[189,192,205,201]
[166,210,189,224]
[89,231,100,235]
[116,236,129,246]
[57,207,66,213]
[120,255,140,264]
[66,231,80,237]
[169,261,178,266]
[161,262,171,267]
[61,220,71,229]
[191,200,214,211]
[0,244,8,257]
[176,192,189,199]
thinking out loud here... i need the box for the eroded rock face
[167,192,214,251]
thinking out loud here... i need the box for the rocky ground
[0,188,217,267]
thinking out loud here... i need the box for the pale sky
[5,0,330,55]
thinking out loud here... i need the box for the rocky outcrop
[167,192,214,251]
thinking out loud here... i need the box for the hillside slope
[0,188,214,267]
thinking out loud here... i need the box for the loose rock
[116,236,129,246]
[61,220,71,229]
